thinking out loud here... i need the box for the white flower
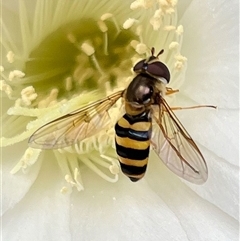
[1,0,239,241]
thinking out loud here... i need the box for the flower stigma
[1,0,187,192]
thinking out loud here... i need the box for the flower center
[23,18,138,104]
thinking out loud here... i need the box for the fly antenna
[151,47,155,56]
[157,49,164,58]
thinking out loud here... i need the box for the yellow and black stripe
[115,111,152,182]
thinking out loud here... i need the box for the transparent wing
[29,90,123,149]
[151,98,208,184]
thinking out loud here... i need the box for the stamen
[123,18,138,29]
[97,20,108,33]
[8,70,25,81]
[176,25,184,35]
[67,32,77,44]
[21,86,38,106]
[64,169,84,192]
[100,154,120,175]
[100,13,113,21]
[109,164,119,175]
[6,51,15,63]
[14,98,23,107]
[130,1,141,9]
[81,42,104,75]
[0,67,8,81]
[100,13,120,35]
[150,9,163,30]
[130,0,154,9]
[97,20,109,55]
[55,151,84,192]
[136,25,142,36]
[130,40,140,49]
[164,25,176,31]
[169,41,179,50]
[75,68,94,86]
[81,42,95,56]
[0,80,13,98]
[65,77,73,91]
[60,186,69,194]
[159,0,177,12]
[80,155,119,183]
[136,25,144,43]
[38,88,59,108]
[90,153,117,170]
[10,148,42,174]
[174,54,187,70]
[135,43,148,55]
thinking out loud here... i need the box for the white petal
[68,167,191,240]
[2,143,42,214]
[146,154,239,241]
[171,0,239,224]
[3,158,71,241]
[180,0,238,108]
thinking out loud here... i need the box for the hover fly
[29,47,210,184]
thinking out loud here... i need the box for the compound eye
[133,59,146,73]
[147,62,170,83]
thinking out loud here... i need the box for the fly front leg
[165,87,179,95]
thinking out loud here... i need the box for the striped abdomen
[115,112,152,182]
